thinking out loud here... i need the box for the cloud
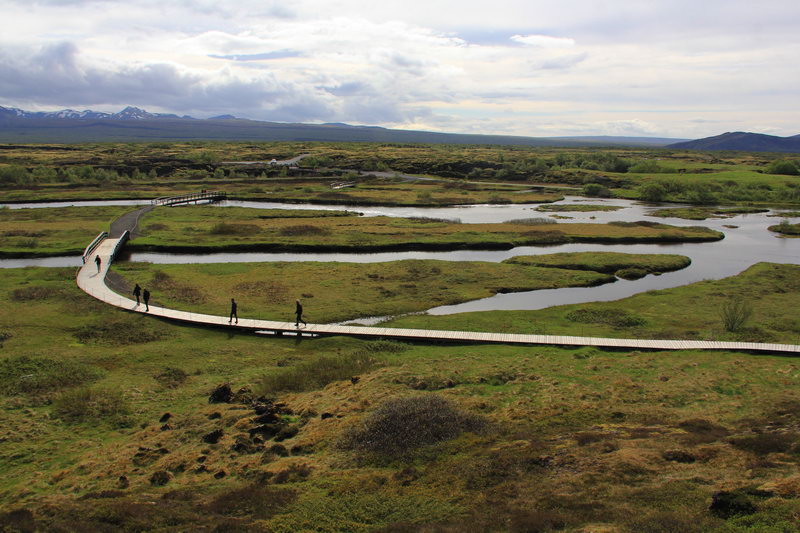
[510,34,575,48]
[209,50,303,61]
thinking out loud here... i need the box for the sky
[1,0,798,139]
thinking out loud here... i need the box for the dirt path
[109,205,154,238]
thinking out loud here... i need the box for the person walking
[295,299,306,327]
[229,298,238,324]
[132,284,141,306]
[95,255,102,272]
[143,288,150,312]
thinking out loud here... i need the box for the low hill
[669,131,800,153]
[0,105,683,147]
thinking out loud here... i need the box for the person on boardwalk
[229,298,238,324]
[95,255,102,272]
[295,299,307,327]
[132,284,142,305]
[143,288,150,312]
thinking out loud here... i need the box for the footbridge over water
[152,191,227,206]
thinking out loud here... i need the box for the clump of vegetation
[73,316,168,345]
[504,217,558,225]
[153,367,189,389]
[206,484,296,519]
[582,183,612,197]
[209,222,261,235]
[278,224,331,236]
[10,286,66,301]
[259,352,382,394]
[339,395,486,457]
[768,219,800,236]
[52,386,132,427]
[719,297,753,332]
[566,308,646,327]
[0,355,101,396]
[616,267,648,280]
[765,159,799,176]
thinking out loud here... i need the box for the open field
[0,205,133,257]
[2,265,800,532]
[130,206,723,254]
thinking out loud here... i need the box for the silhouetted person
[133,284,141,305]
[143,288,150,312]
[295,299,306,327]
[95,255,101,272]
[229,298,238,324]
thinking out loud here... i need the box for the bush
[339,395,486,457]
[259,352,381,394]
[504,217,557,225]
[278,225,330,236]
[209,223,261,235]
[765,160,799,176]
[719,297,753,332]
[0,355,101,396]
[616,267,648,280]
[566,308,646,327]
[582,183,611,197]
[154,367,189,389]
[52,386,132,427]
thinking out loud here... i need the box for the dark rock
[274,425,299,442]
[269,444,289,457]
[249,424,283,439]
[350,376,360,385]
[195,465,209,474]
[117,475,129,489]
[202,429,224,444]
[214,470,226,479]
[290,444,314,456]
[253,412,280,425]
[231,435,264,455]
[208,412,222,420]
[159,412,172,423]
[709,490,757,519]
[196,455,206,463]
[208,384,233,404]
[320,412,334,420]
[149,470,171,486]
[662,450,696,463]
[0,509,35,533]
[160,424,171,431]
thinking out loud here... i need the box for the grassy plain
[0,206,132,257]
[130,205,723,254]
[2,265,800,531]
[110,258,615,323]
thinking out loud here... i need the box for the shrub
[154,367,189,389]
[52,386,132,427]
[209,222,261,235]
[278,224,330,236]
[566,308,646,327]
[259,352,381,394]
[0,355,101,396]
[616,267,648,280]
[504,217,557,225]
[582,183,611,197]
[765,160,799,176]
[719,297,753,332]
[339,395,486,457]
[73,316,168,345]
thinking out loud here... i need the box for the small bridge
[77,234,800,354]
[152,191,227,206]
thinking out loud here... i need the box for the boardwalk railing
[110,230,130,263]
[82,232,108,263]
[152,191,227,206]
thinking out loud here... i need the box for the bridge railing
[110,230,130,263]
[152,191,227,206]
[82,231,108,263]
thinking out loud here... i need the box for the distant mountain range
[0,105,692,147]
[5,106,798,152]
[668,132,800,153]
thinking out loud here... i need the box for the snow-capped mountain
[0,105,193,120]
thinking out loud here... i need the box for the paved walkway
[77,235,800,354]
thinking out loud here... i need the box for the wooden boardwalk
[152,191,227,206]
[77,235,800,354]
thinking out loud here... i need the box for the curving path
[77,232,800,353]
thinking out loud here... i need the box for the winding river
[2,197,798,317]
